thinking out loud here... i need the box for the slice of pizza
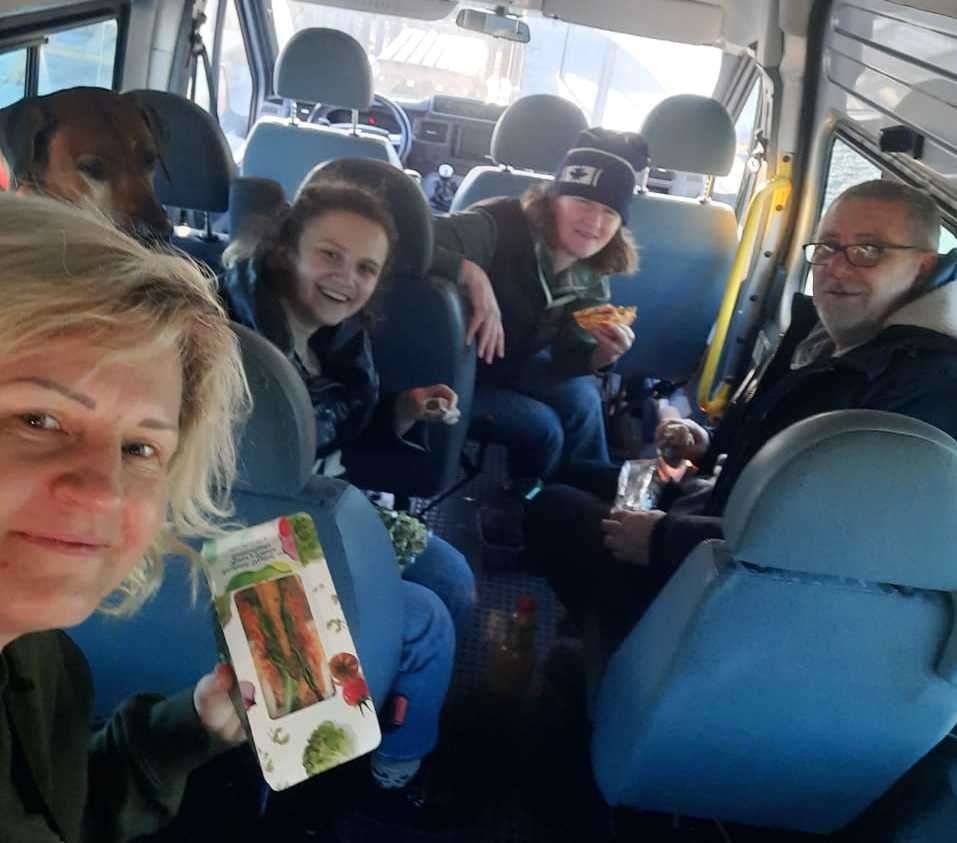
[572,304,638,331]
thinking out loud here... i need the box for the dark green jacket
[1,631,228,842]
[432,197,610,383]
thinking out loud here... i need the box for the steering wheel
[308,93,413,164]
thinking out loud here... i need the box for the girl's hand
[589,323,635,369]
[395,384,460,436]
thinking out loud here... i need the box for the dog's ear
[0,97,55,189]
[125,92,169,148]
[125,93,172,182]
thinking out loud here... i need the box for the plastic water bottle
[486,596,537,703]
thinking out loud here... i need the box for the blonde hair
[0,193,250,613]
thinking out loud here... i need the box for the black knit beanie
[552,127,649,224]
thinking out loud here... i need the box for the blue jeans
[471,351,611,480]
[402,535,476,636]
[378,580,455,761]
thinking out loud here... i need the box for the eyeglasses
[802,241,924,268]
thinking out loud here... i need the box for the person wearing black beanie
[432,126,648,488]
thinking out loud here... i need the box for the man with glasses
[526,179,957,646]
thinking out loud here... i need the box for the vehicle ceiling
[270,0,811,58]
[0,0,809,62]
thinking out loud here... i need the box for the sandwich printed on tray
[202,513,380,791]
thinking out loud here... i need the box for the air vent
[418,120,449,143]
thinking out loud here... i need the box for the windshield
[271,3,721,130]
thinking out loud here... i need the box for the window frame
[199,0,260,151]
[0,3,127,99]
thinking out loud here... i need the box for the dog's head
[0,86,173,241]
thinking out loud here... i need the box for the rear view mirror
[455,8,530,43]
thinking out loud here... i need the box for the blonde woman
[0,193,249,842]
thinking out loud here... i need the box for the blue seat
[70,324,403,719]
[302,157,476,499]
[129,88,235,271]
[590,410,957,834]
[449,93,587,212]
[611,95,737,383]
[242,28,400,199]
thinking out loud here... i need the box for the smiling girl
[223,180,475,633]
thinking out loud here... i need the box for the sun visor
[287,0,456,21]
[540,0,723,45]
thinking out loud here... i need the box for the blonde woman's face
[0,336,182,640]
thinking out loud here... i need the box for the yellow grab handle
[697,175,792,419]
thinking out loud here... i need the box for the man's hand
[589,323,635,370]
[601,509,666,565]
[193,663,246,745]
[655,418,710,464]
[395,384,460,436]
[460,259,504,365]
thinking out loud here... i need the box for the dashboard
[325,94,507,210]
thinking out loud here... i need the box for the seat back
[242,28,400,198]
[591,411,957,834]
[449,94,587,212]
[130,89,235,271]
[69,324,403,719]
[611,95,737,383]
[304,158,475,497]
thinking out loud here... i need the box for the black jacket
[1,631,225,842]
[222,256,404,459]
[432,197,610,383]
[652,272,957,567]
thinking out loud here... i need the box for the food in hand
[424,396,461,425]
[572,304,637,331]
[658,420,696,467]
[235,575,333,719]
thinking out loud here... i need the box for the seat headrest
[128,89,235,212]
[724,410,957,590]
[491,94,589,173]
[640,94,735,176]
[233,323,315,495]
[302,158,433,278]
[229,176,287,243]
[275,28,373,109]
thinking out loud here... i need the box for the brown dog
[0,86,171,239]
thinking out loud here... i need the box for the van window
[939,226,957,253]
[0,48,27,107]
[821,138,881,214]
[37,19,117,95]
[713,77,761,208]
[557,26,721,130]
